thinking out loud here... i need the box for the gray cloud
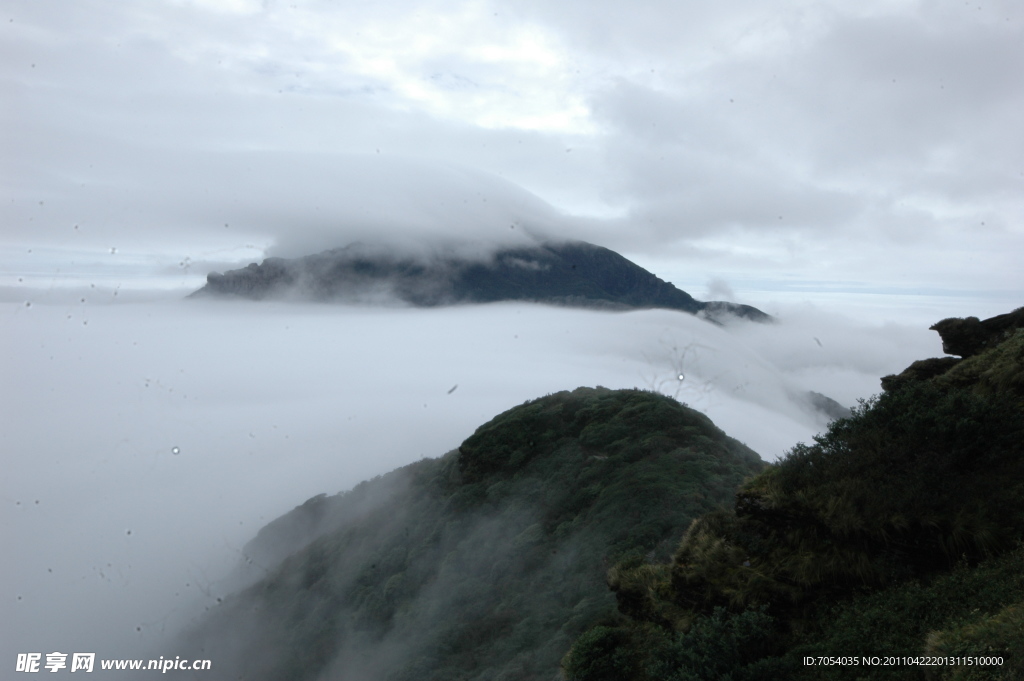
[5,0,1021,295]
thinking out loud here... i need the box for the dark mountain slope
[173,388,765,680]
[191,240,771,322]
[563,309,1024,681]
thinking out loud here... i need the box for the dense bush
[567,315,1024,680]
[788,544,1024,680]
[670,381,1024,614]
[562,607,790,681]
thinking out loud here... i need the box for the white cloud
[1,296,939,669]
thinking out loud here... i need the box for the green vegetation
[563,310,1024,681]
[180,387,764,680]
[789,546,1024,680]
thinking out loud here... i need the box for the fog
[2,292,941,673]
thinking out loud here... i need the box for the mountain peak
[175,387,765,681]
[191,239,771,323]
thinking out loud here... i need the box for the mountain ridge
[172,387,766,680]
[190,240,771,323]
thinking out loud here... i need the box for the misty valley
[154,301,1024,681]
[8,243,1020,679]
[94,288,1012,681]
[5,236,1022,681]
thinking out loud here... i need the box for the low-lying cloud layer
[1,296,941,673]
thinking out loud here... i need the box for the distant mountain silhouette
[191,240,771,323]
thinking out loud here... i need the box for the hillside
[173,388,765,680]
[190,240,771,323]
[563,308,1024,681]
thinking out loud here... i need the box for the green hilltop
[178,387,764,680]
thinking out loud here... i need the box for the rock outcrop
[881,307,1024,390]
[929,307,1024,358]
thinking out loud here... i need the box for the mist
[1,293,941,674]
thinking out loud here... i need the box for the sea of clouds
[2,292,941,673]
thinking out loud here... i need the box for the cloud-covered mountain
[191,240,770,323]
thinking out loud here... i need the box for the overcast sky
[3,0,1022,312]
